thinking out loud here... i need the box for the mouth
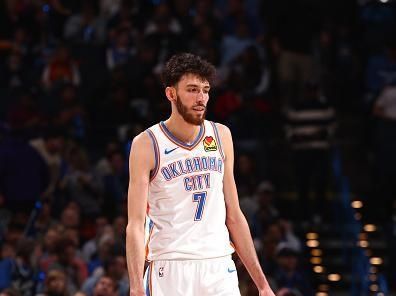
[192,106,206,112]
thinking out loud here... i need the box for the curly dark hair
[161,53,216,87]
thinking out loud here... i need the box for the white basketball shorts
[143,255,241,296]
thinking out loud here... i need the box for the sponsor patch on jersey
[203,136,217,152]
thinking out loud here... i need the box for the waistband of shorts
[148,254,232,263]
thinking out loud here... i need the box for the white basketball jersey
[144,120,234,260]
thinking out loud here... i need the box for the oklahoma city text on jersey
[160,156,223,192]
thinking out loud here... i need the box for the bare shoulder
[213,122,232,143]
[132,131,152,148]
[129,131,155,170]
[213,122,231,138]
[212,122,233,161]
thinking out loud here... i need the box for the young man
[126,53,275,296]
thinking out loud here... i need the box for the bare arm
[126,132,154,295]
[218,124,275,296]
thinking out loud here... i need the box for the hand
[259,286,276,296]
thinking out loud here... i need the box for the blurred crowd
[1,0,396,295]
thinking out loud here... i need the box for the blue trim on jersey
[210,121,225,160]
[146,129,160,180]
[145,264,151,296]
[160,121,204,149]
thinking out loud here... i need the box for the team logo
[159,267,164,277]
[203,136,217,152]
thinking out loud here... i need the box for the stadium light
[328,274,341,281]
[313,266,324,273]
[364,224,376,232]
[306,232,319,240]
[370,257,383,265]
[307,240,319,247]
[311,249,322,256]
[351,200,363,209]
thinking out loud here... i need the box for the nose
[196,90,206,103]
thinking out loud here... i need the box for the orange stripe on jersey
[149,262,153,295]
[210,121,225,160]
[230,241,236,251]
[145,222,154,259]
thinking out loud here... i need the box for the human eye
[188,88,199,93]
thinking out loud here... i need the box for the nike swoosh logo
[164,147,178,154]
[227,268,236,273]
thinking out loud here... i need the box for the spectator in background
[59,202,82,229]
[82,216,109,262]
[91,276,116,296]
[9,238,37,296]
[60,144,102,217]
[99,0,121,19]
[0,288,20,296]
[112,216,126,249]
[42,45,80,91]
[29,129,64,202]
[258,221,285,277]
[38,226,62,272]
[188,24,220,66]
[0,243,15,291]
[63,1,106,45]
[95,85,138,143]
[285,81,336,221]
[144,2,183,64]
[0,51,31,89]
[270,0,320,108]
[52,84,86,140]
[6,89,43,132]
[276,288,302,296]
[87,229,115,276]
[273,244,313,296]
[366,39,396,214]
[251,181,279,238]
[82,255,128,296]
[212,71,243,123]
[370,40,396,219]
[0,191,11,241]
[359,0,396,55]
[47,238,88,294]
[106,27,135,70]
[234,153,259,197]
[192,0,220,32]
[220,21,254,66]
[33,200,57,237]
[101,150,127,219]
[37,269,69,296]
[95,142,121,179]
[106,0,142,39]
[366,38,396,104]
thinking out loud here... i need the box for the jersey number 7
[192,192,207,221]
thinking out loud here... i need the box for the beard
[175,95,206,126]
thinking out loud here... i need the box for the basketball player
[126,53,275,296]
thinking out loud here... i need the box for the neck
[164,114,202,144]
